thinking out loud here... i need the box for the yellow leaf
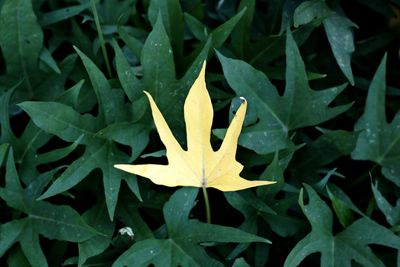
[114,62,275,191]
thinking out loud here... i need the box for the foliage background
[1,0,400,266]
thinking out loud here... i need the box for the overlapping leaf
[118,14,211,139]
[115,62,274,191]
[0,0,399,266]
[284,184,400,267]
[19,48,149,219]
[0,81,85,182]
[351,55,400,186]
[113,187,270,267]
[291,129,357,180]
[216,29,351,154]
[294,0,356,85]
[0,146,100,267]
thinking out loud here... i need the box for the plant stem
[90,0,112,77]
[202,186,211,224]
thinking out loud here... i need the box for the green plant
[1,0,400,266]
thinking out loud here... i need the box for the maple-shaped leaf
[284,184,400,267]
[351,54,400,187]
[215,29,352,154]
[115,62,274,191]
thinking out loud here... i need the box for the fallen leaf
[115,62,274,191]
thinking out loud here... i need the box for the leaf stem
[90,0,112,77]
[202,186,211,224]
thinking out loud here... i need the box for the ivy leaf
[351,54,400,186]
[216,29,352,154]
[284,184,400,267]
[113,187,270,266]
[115,62,274,191]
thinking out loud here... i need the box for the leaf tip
[114,164,124,170]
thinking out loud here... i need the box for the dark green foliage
[1,0,399,266]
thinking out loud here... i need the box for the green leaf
[327,186,354,228]
[294,0,355,85]
[113,188,270,266]
[148,0,184,58]
[224,189,275,259]
[141,14,176,101]
[101,122,149,161]
[58,80,85,110]
[0,219,26,257]
[0,87,18,144]
[292,129,357,179]
[232,258,251,267]
[94,0,133,25]
[0,148,25,210]
[184,12,207,41]
[113,40,147,122]
[75,46,128,124]
[0,0,43,97]
[118,26,144,58]
[30,201,101,242]
[323,13,356,85]
[0,149,99,267]
[18,101,99,143]
[325,184,364,217]
[6,247,31,267]
[139,15,211,137]
[78,202,114,266]
[293,0,330,26]
[184,8,246,50]
[0,143,8,164]
[19,77,145,217]
[39,46,61,74]
[372,181,400,226]
[209,8,246,49]
[35,54,78,101]
[284,184,400,267]
[248,25,314,68]
[0,89,53,178]
[113,40,143,102]
[35,135,83,165]
[216,29,351,154]
[351,54,400,186]
[39,2,90,26]
[36,143,104,199]
[35,136,144,219]
[231,0,256,58]
[20,224,48,267]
